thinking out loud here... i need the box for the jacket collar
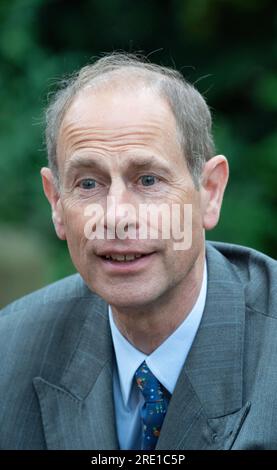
[157,242,249,450]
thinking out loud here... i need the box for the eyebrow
[64,154,172,178]
[64,155,108,179]
[124,155,172,174]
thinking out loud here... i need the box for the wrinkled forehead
[57,84,180,159]
[61,80,175,129]
[54,87,183,174]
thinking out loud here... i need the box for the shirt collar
[109,261,207,407]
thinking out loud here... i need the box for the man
[0,53,276,450]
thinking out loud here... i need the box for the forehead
[61,84,177,136]
[56,85,183,172]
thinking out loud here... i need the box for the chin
[95,287,159,310]
[105,294,152,309]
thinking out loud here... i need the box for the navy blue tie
[135,361,169,450]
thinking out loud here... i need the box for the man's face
[54,85,206,309]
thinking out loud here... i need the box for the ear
[41,167,66,240]
[200,155,229,230]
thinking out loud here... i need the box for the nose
[104,178,139,238]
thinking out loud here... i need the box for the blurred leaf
[253,74,277,111]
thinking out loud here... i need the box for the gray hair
[45,52,215,187]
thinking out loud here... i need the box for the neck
[111,251,205,354]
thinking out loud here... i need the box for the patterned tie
[135,361,169,450]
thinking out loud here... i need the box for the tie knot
[135,361,164,403]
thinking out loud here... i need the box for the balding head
[45,53,215,188]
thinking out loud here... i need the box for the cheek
[62,203,88,248]
[166,189,201,240]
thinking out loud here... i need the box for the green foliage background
[0,0,276,306]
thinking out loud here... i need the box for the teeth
[125,255,135,261]
[104,254,143,262]
[111,254,125,261]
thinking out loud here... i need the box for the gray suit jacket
[0,242,276,450]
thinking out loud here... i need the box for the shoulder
[0,273,91,318]
[0,273,97,333]
[0,274,98,377]
[206,241,277,318]
[0,272,99,344]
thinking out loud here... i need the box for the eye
[79,178,97,190]
[139,175,159,186]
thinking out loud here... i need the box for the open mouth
[101,253,148,263]
[97,250,156,272]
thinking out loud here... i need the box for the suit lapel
[33,292,119,450]
[157,243,249,450]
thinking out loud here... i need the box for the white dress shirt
[108,261,207,450]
